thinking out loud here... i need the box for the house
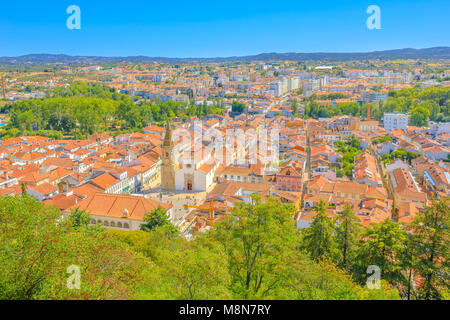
[43,191,84,212]
[276,166,302,192]
[385,159,409,173]
[276,190,302,212]
[423,145,450,161]
[360,121,379,132]
[398,202,419,224]
[89,132,113,145]
[390,168,427,208]
[303,193,332,209]
[421,164,450,195]
[20,171,50,186]
[143,124,165,136]
[10,152,48,166]
[376,141,398,156]
[353,152,382,187]
[0,173,18,189]
[27,183,58,201]
[87,172,128,194]
[298,208,338,229]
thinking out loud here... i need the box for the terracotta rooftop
[69,193,172,221]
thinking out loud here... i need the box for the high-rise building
[383,113,409,133]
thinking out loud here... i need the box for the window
[90,219,96,224]
[110,221,115,227]
[117,222,123,228]
[124,223,130,229]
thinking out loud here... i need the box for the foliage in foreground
[0,195,403,300]
[301,199,449,300]
[0,196,146,299]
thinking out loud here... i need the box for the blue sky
[1,0,449,57]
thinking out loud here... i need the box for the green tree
[231,101,245,114]
[411,198,449,300]
[141,206,177,234]
[410,106,430,127]
[137,237,232,300]
[21,182,27,197]
[67,208,91,230]
[301,201,338,262]
[0,196,145,300]
[292,98,298,115]
[353,219,407,289]
[399,231,420,300]
[212,196,298,298]
[334,204,362,271]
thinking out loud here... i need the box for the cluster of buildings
[1,61,449,237]
[0,109,448,235]
[0,130,167,230]
[298,115,449,227]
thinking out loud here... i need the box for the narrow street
[370,147,397,220]
[300,120,311,212]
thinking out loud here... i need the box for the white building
[429,121,450,136]
[384,113,409,133]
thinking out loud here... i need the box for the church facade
[161,122,219,192]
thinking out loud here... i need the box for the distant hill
[1,47,450,64]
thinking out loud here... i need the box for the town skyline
[2,46,450,62]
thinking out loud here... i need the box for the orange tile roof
[88,172,119,190]
[70,193,172,222]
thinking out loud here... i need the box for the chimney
[123,208,129,218]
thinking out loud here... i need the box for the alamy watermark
[366,265,381,289]
[67,265,81,290]
[67,5,81,30]
[169,121,280,170]
[366,5,381,30]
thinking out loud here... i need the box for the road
[300,120,311,212]
[370,147,397,220]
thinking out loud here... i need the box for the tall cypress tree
[302,201,337,262]
[399,231,420,300]
[334,203,362,271]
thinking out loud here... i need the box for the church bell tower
[161,121,177,190]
